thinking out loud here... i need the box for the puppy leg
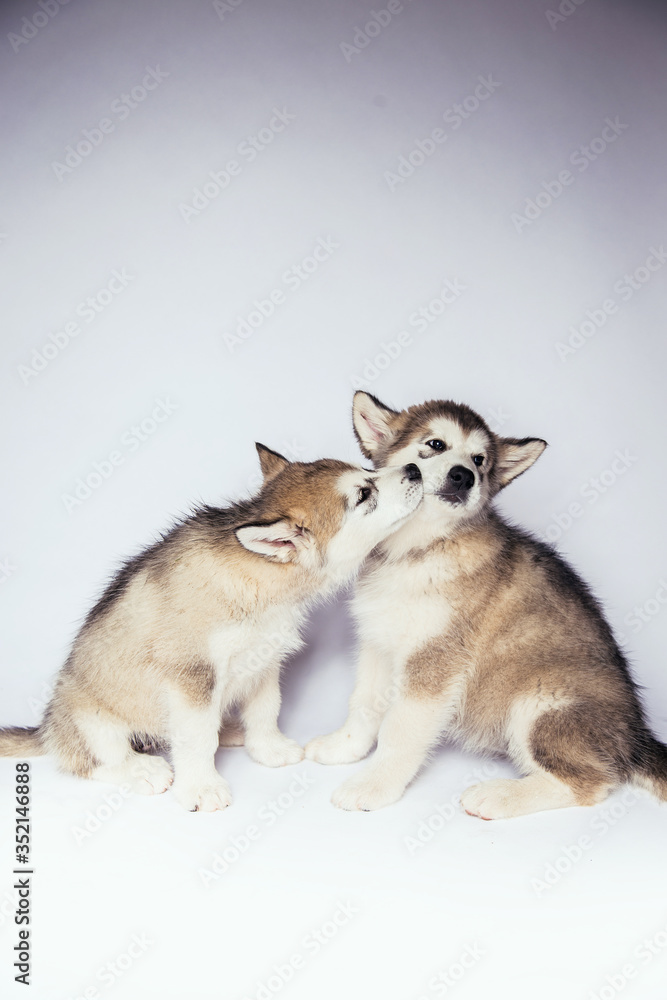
[242,667,304,767]
[85,716,173,795]
[332,694,448,811]
[461,771,584,820]
[306,644,392,764]
[168,688,231,812]
[462,702,614,820]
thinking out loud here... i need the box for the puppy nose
[404,463,422,482]
[447,465,474,491]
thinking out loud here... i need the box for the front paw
[247,736,304,767]
[305,731,372,765]
[131,755,174,795]
[171,776,232,812]
[331,770,405,812]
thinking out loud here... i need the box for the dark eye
[426,439,446,452]
[473,455,484,467]
[356,487,372,505]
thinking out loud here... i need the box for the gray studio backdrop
[1,1,666,999]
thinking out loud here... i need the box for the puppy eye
[426,439,446,452]
[473,455,484,467]
[356,487,372,505]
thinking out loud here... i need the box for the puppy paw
[331,771,404,812]
[461,778,519,820]
[247,736,304,767]
[305,731,371,765]
[171,777,232,812]
[95,755,173,795]
[131,755,174,795]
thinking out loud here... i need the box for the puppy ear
[352,392,401,461]
[255,443,289,482]
[235,520,306,563]
[495,437,547,488]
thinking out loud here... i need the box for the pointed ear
[495,437,547,488]
[235,519,306,563]
[255,443,289,482]
[352,391,401,461]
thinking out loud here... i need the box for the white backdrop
[1,1,667,998]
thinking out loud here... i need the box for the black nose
[447,465,474,491]
[404,463,422,482]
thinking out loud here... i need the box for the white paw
[171,776,232,812]
[129,755,174,795]
[247,736,304,767]
[461,778,521,820]
[305,731,372,765]
[331,770,405,812]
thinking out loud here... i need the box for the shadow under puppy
[0,443,423,811]
[306,393,667,819]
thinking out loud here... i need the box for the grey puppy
[0,444,423,811]
[306,393,667,819]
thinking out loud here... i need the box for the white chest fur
[207,604,306,693]
[352,554,454,664]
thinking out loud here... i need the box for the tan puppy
[306,394,667,820]
[0,444,423,811]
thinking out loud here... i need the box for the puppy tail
[632,737,667,801]
[0,726,45,757]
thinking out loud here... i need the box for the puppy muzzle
[436,464,475,505]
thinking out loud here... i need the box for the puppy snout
[447,465,474,492]
[403,463,422,483]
